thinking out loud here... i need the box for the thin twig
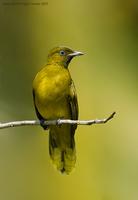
[0,112,116,130]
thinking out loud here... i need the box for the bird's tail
[49,126,76,174]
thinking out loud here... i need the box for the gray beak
[68,51,84,57]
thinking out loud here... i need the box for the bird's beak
[68,51,84,57]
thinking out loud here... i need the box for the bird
[33,46,84,174]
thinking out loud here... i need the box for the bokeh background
[0,0,138,199]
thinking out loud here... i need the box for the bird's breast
[36,70,70,101]
[33,66,71,119]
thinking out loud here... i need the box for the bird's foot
[40,119,49,130]
[56,117,64,128]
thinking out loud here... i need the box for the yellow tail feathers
[49,126,76,174]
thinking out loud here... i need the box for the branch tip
[104,111,116,123]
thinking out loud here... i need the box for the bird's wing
[33,90,42,120]
[68,80,79,133]
[33,89,48,129]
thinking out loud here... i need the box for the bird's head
[47,46,84,68]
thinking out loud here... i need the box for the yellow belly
[33,65,71,120]
[36,95,70,119]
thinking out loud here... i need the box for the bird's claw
[40,119,49,130]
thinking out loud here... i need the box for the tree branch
[0,112,116,130]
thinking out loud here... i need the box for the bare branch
[0,112,116,130]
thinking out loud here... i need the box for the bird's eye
[59,50,66,56]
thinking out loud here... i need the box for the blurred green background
[0,0,138,199]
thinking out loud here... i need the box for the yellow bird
[33,46,84,174]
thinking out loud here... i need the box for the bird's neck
[47,58,72,69]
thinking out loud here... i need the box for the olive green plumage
[33,46,83,174]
